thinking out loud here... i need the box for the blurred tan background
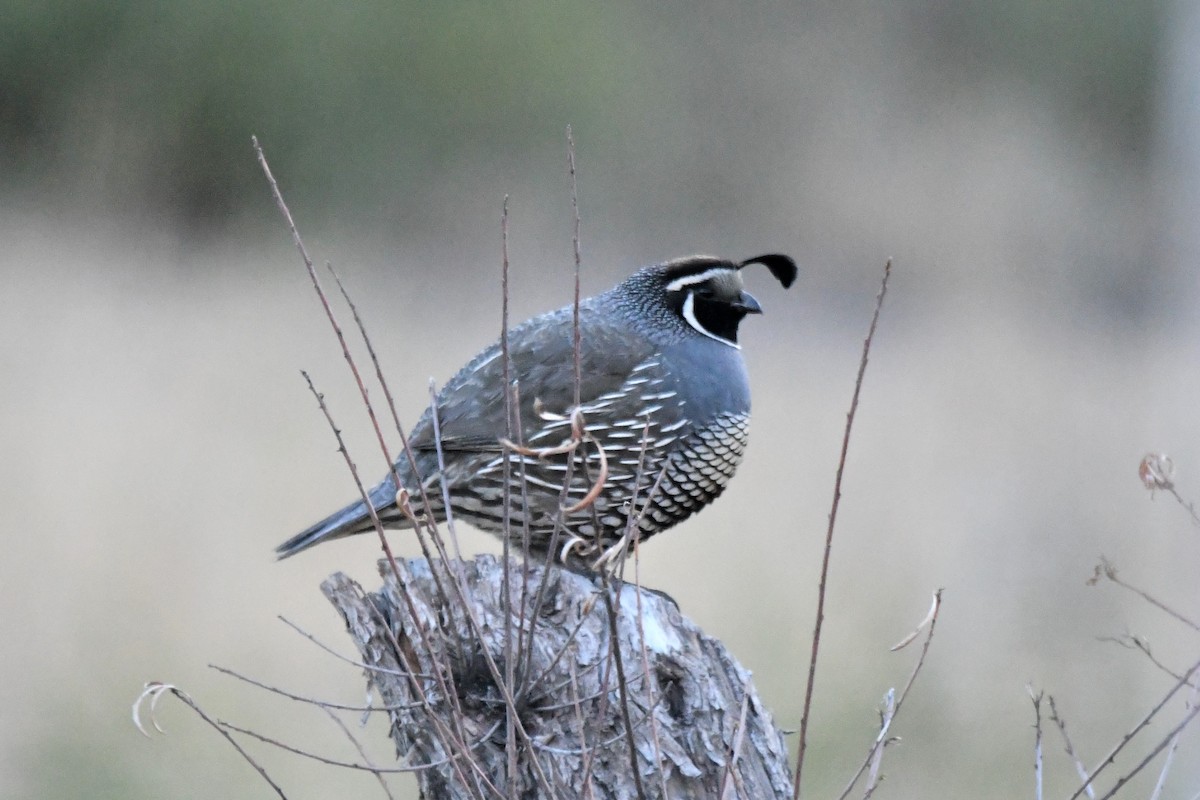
[3,2,1199,798]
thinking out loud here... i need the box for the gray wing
[406,301,656,465]
[395,297,700,547]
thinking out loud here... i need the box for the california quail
[277,254,796,572]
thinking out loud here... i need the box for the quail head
[277,254,797,572]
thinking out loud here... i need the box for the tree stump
[322,555,791,799]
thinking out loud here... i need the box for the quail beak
[732,290,762,315]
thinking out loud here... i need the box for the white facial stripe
[665,267,736,293]
[682,291,740,349]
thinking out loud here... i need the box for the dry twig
[133,682,288,798]
[1046,695,1095,799]
[835,588,943,800]
[795,259,894,800]
[1069,654,1200,800]
[1028,687,1045,800]
[1088,557,1200,634]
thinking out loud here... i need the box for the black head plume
[739,254,797,289]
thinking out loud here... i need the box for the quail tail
[275,479,398,559]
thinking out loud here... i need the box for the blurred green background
[4,2,1199,797]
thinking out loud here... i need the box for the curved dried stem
[562,436,609,514]
[133,682,288,798]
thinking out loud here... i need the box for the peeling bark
[322,555,791,799]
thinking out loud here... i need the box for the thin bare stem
[324,261,458,610]
[566,125,582,410]
[580,573,618,792]
[425,380,467,562]
[133,683,288,798]
[351,591,485,800]
[1046,695,1095,799]
[499,194,520,800]
[259,141,464,720]
[527,693,667,756]
[519,459,581,696]
[1098,633,1199,690]
[720,678,753,799]
[556,137,631,782]
[277,615,427,679]
[298,374,480,775]
[1028,687,1045,800]
[1144,455,1200,527]
[522,607,605,696]
[256,144,475,754]
[253,138,408,583]
[795,258,893,800]
[862,689,896,799]
[319,706,398,800]
[1149,679,1200,800]
[530,653,651,708]
[324,270,487,781]
[370,393,562,799]
[355,590,494,800]
[1093,701,1200,800]
[220,718,503,776]
[297,371,404,585]
[836,588,942,800]
[1069,653,1200,799]
[1091,557,1200,633]
[629,421,671,799]
[208,664,423,712]
[573,417,643,796]
[511,384,536,673]
[298,570,486,799]
[600,584,649,800]
[1166,486,1200,528]
[567,657,599,800]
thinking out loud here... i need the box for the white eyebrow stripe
[665,267,736,292]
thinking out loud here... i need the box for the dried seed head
[1138,453,1175,492]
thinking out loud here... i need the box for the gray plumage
[277,254,797,571]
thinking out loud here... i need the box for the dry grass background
[3,4,1200,798]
